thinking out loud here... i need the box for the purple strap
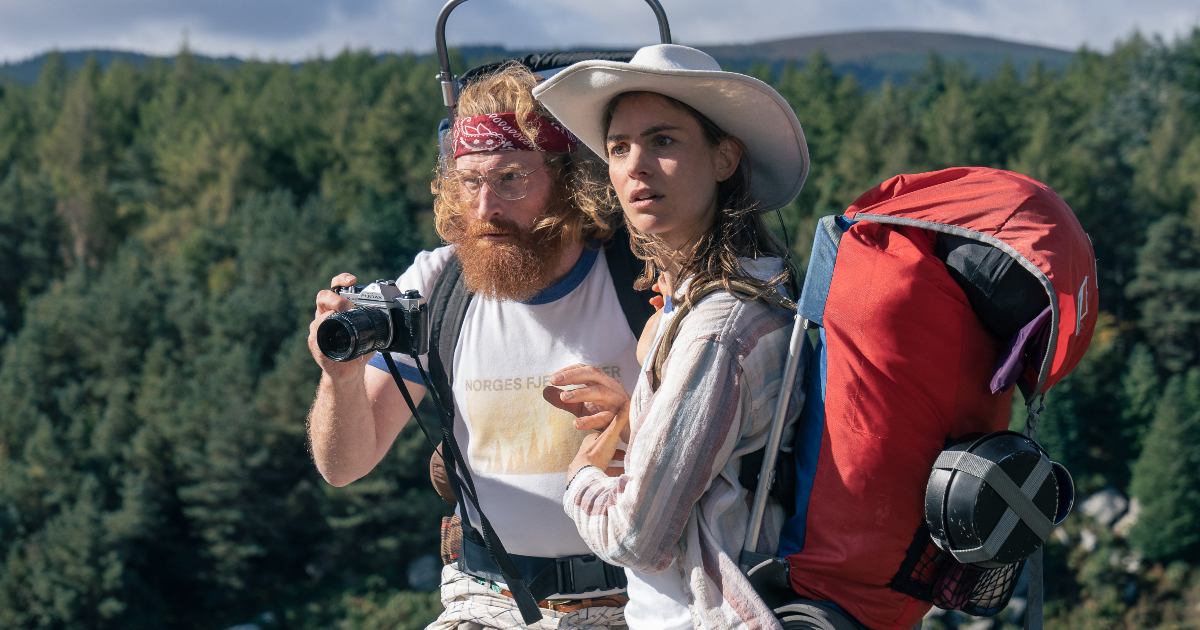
[990,306,1052,394]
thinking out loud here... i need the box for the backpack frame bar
[434,0,674,122]
[742,315,810,568]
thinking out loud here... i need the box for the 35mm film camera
[316,281,428,362]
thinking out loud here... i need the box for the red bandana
[452,113,579,158]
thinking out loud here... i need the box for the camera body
[316,280,428,362]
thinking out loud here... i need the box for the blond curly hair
[433,63,619,246]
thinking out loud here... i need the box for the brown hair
[602,91,792,305]
[433,63,618,246]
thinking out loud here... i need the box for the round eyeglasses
[443,163,547,201]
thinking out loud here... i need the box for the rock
[407,554,441,591]
[1121,549,1142,573]
[1079,487,1128,527]
[1113,497,1142,537]
[1006,596,1027,623]
[1079,528,1098,552]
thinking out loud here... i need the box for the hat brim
[532,61,809,212]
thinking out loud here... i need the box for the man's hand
[543,364,630,432]
[308,273,372,380]
[544,364,632,482]
[307,272,423,487]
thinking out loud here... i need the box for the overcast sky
[1,0,1197,64]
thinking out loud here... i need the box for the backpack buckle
[556,554,618,595]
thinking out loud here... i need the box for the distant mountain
[700,30,1076,86]
[0,49,243,84]
[0,30,1077,88]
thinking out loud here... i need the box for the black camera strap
[379,354,440,453]
[382,350,544,625]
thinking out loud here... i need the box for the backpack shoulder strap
[604,227,658,337]
[426,253,471,416]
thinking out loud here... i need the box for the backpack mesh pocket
[929,557,1024,616]
[888,523,1023,617]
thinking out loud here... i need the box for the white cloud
[0,0,1197,64]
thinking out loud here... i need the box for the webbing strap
[933,451,1053,564]
[1020,395,1047,630]
[427,256,470,414]
[604,229,658,337]
[460,531,627,600]
[1025,547,1044,630]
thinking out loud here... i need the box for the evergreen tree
[37,55,116,266]
[1037,314,1127,489]
[0,75,34,175]
[1126,213,1200,373]
[0,167,62,342]
[1128,369,1200,561]
[919,69,981,168]
[1120,342,1160,458]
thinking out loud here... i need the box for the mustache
[466,218,523,239]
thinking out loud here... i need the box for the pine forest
[1,31,1200,629]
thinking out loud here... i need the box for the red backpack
[778,167,1098,629]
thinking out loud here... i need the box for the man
[306,64,649,630]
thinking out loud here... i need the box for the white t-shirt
[368,245,642,560]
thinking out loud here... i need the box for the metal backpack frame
[434,0,673,124]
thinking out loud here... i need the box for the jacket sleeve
[563,329,747,573]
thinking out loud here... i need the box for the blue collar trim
[522,245,598,305]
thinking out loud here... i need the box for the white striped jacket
[566,260,802,630]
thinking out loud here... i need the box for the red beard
[452,217,566,302]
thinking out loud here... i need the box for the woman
[532,45,810,629]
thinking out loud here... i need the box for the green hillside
[1,28,1199,629]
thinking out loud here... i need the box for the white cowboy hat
[532,44,809,212]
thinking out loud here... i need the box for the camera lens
[316,307,391,362]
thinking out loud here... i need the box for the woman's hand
[567,417,630,484]
[543,364,632,481]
